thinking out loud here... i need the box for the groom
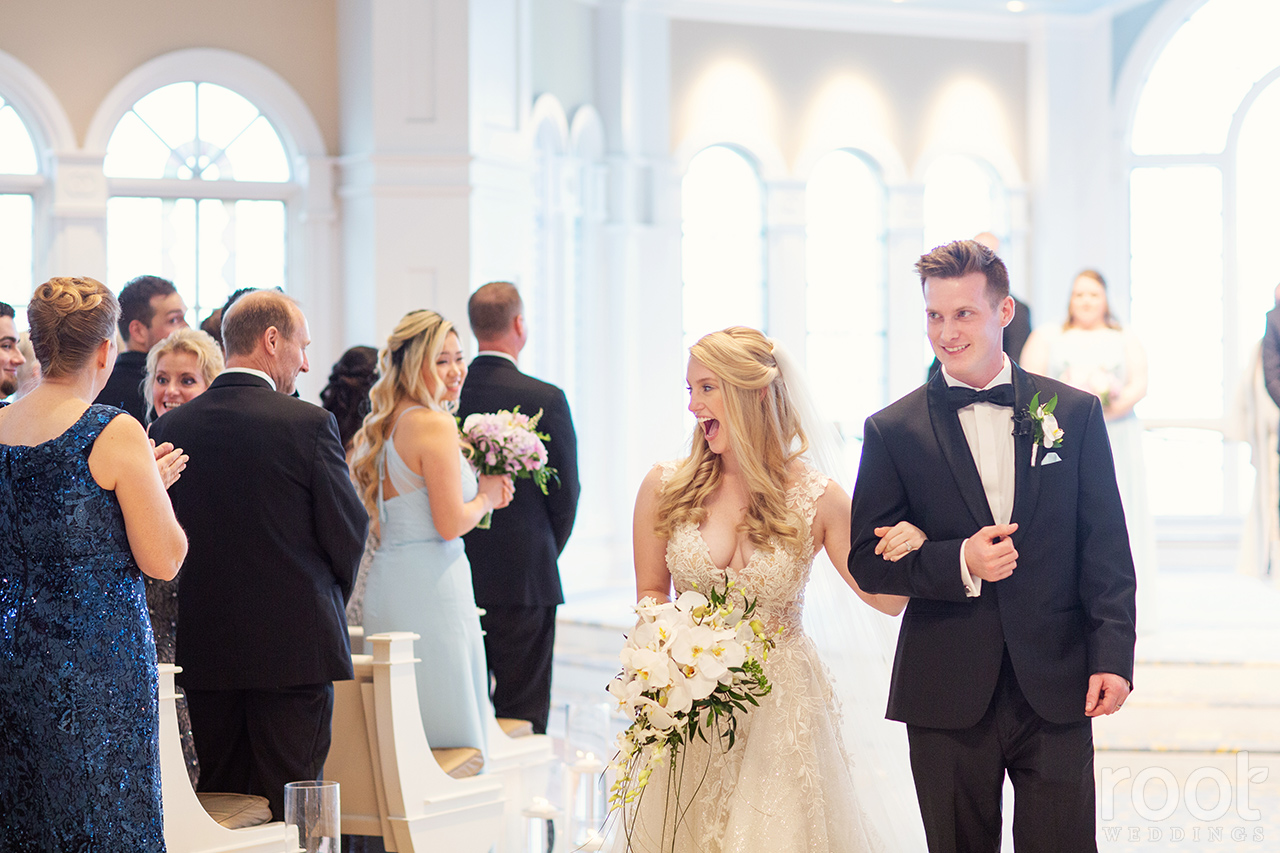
[849,240,1137,853]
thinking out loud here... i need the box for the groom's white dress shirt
[942,354,1015,598]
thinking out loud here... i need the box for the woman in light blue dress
[349,310,514,751]
[1022,269,1158,632]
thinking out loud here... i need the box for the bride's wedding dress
[613,462,890,853]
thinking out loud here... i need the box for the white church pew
[325,632,506,853]
[157,664,298,853]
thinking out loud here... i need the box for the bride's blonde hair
[655,327,810,554]
[349,309,457,521]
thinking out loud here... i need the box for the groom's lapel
[926,371,996,529]
[1010,364,1043,530]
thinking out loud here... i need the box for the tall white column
[583,0,683,587]
[337,0,475,347]
[1026,15,1115,319]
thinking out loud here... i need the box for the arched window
[681,145,765,352]
[1126,0,1280,516]
[104,81,290,325]
[922,154,1003,252]
[0,91,38,327]
[805,149,887,431]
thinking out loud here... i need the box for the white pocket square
[1041,452,1062,466]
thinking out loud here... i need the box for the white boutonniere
[1013,391,1064,467]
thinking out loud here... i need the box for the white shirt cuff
[959,537,982,597]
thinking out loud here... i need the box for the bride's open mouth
[700,417,720,440]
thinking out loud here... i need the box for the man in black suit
[96,275,188,420]
[150,289,367,820]
[0,302,25,398]
[457,282,580,734]
[849,240,1136,852]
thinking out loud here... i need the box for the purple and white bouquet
[460,407,558,528]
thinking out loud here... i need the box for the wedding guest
[0,276,187,850]
[150,289,367,821]
[457,281,580,735]
[319,344,380,626]
[14,331,39,399]
[142,325,224,785]
[322,345,379,451]
[1020,269,1157,630]
[95,275,188,420]
[0,301,25,398]
[200,308,223,349]
[144,327,225,423]
[350,310,513,752]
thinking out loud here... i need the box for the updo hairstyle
[28,277,120,379]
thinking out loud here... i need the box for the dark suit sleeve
[310,412,369,602]
[540,389,580,554]
[1074,398,1138,682]
[1263,311,1280,409]
[848,416,971,602]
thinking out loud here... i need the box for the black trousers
[906,650,1097,853]
[186,683,334,822]
[479,604,557,734]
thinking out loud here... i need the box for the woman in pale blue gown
[1022,269,1158,631]
[349,310,513,751]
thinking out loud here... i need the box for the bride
[615,327,920,852]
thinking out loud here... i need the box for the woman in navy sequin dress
[0,277,189,851]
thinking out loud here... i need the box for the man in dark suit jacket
[1260,285,1280,413]
[96,275,188,421]
[150,289,367,820]
[457,282,580,734]
[849,241,1136,853]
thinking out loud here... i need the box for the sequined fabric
[614,463,883,853]
[0,405,166,851]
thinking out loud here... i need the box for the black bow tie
[946,384,1015,410]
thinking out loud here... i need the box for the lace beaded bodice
[662,461,829,636]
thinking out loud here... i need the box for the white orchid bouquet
[460,407,558,528]
[606,581,778,823]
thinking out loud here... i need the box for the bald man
[150,290,367,820]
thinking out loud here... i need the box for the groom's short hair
[916,240,1010,307]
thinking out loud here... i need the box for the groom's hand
[1085,672,1131,716]
[963,523,1019,581]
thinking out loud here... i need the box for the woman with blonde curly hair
[349,309,512,752]
[144,326,225,423]
[621,326,914,853]
[0,276,187,850]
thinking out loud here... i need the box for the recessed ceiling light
[1007,0,1027,10]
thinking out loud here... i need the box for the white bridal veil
[772,340,929,852]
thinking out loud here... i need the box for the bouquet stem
[476,510,493,530]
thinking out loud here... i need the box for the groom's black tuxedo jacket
[849,364,1136,729]
[150,371,367,691]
